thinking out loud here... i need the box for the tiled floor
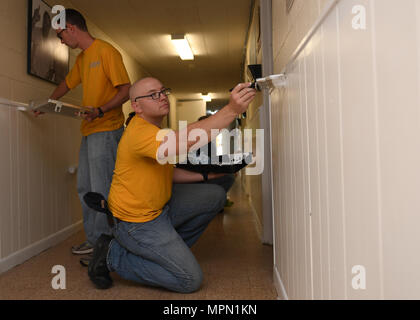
[0,182,277,300]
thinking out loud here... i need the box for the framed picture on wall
[27,0,69,85]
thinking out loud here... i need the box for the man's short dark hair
[65,9,88,32]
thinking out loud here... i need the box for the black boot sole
[88,235,113,289]
[89,274,112,289]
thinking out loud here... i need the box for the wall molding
[0,220,83,274]
[0,97,28,111]
[240,177,264,243]
[248,193,263,242]
[274,264,289,300]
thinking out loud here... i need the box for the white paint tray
[29,99,89,119]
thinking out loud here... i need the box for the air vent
[286,0,295,13]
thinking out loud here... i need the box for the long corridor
[0,181,276,300]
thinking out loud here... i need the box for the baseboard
[274,264,289,300]
[247,195,263,242]
[0,220,83,274]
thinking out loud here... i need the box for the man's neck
[78,33,95,51]
[138,114,163,128]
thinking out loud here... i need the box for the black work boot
[88,234,113,289]
[80,254,92,267]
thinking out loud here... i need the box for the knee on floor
[176,267,203,294]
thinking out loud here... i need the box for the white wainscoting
[0,103,82,273]
[271,0,420,299]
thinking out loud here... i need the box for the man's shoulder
[95,39,121,55]
[125,117,161,141]
[130,116,159,132]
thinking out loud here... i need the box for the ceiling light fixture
[171,34,194,60]
[201,93,212,102]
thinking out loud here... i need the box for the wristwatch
[97,107,104,118]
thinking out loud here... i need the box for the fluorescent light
[171,34,194,60]
[201,93,211,102]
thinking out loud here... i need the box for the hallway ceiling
[57,0,253,102]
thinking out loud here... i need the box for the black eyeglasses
[57,29,66,40]
[134,88,171,102]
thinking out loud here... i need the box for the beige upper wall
[0,0,78,105]
[176,100,206,128]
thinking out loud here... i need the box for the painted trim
[0,220,83,274]
[0,97,28,111]
[248,193,263,242]
[274,264,289,300]
[240,177,264,243]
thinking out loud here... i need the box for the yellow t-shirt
[108,116,174,223]
[65,39,130,136]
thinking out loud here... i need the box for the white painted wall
[271,0,420,299]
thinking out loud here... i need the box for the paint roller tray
[29,99,90,119]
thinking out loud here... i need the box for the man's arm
[159,82,256,159]
[172,167,225,184]
[83,83,130,122]
[50,80,70,100]
[33,80,70,117]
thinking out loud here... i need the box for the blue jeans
[205,173,235,194]
[77,127,124,246]
[107,183,226,293]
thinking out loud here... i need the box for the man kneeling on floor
[88,77,256,291]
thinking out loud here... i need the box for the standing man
[88,77,256,291]
[38,9,131,261]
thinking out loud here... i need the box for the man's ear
[67,24,76,33]
[131,101,142,115]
